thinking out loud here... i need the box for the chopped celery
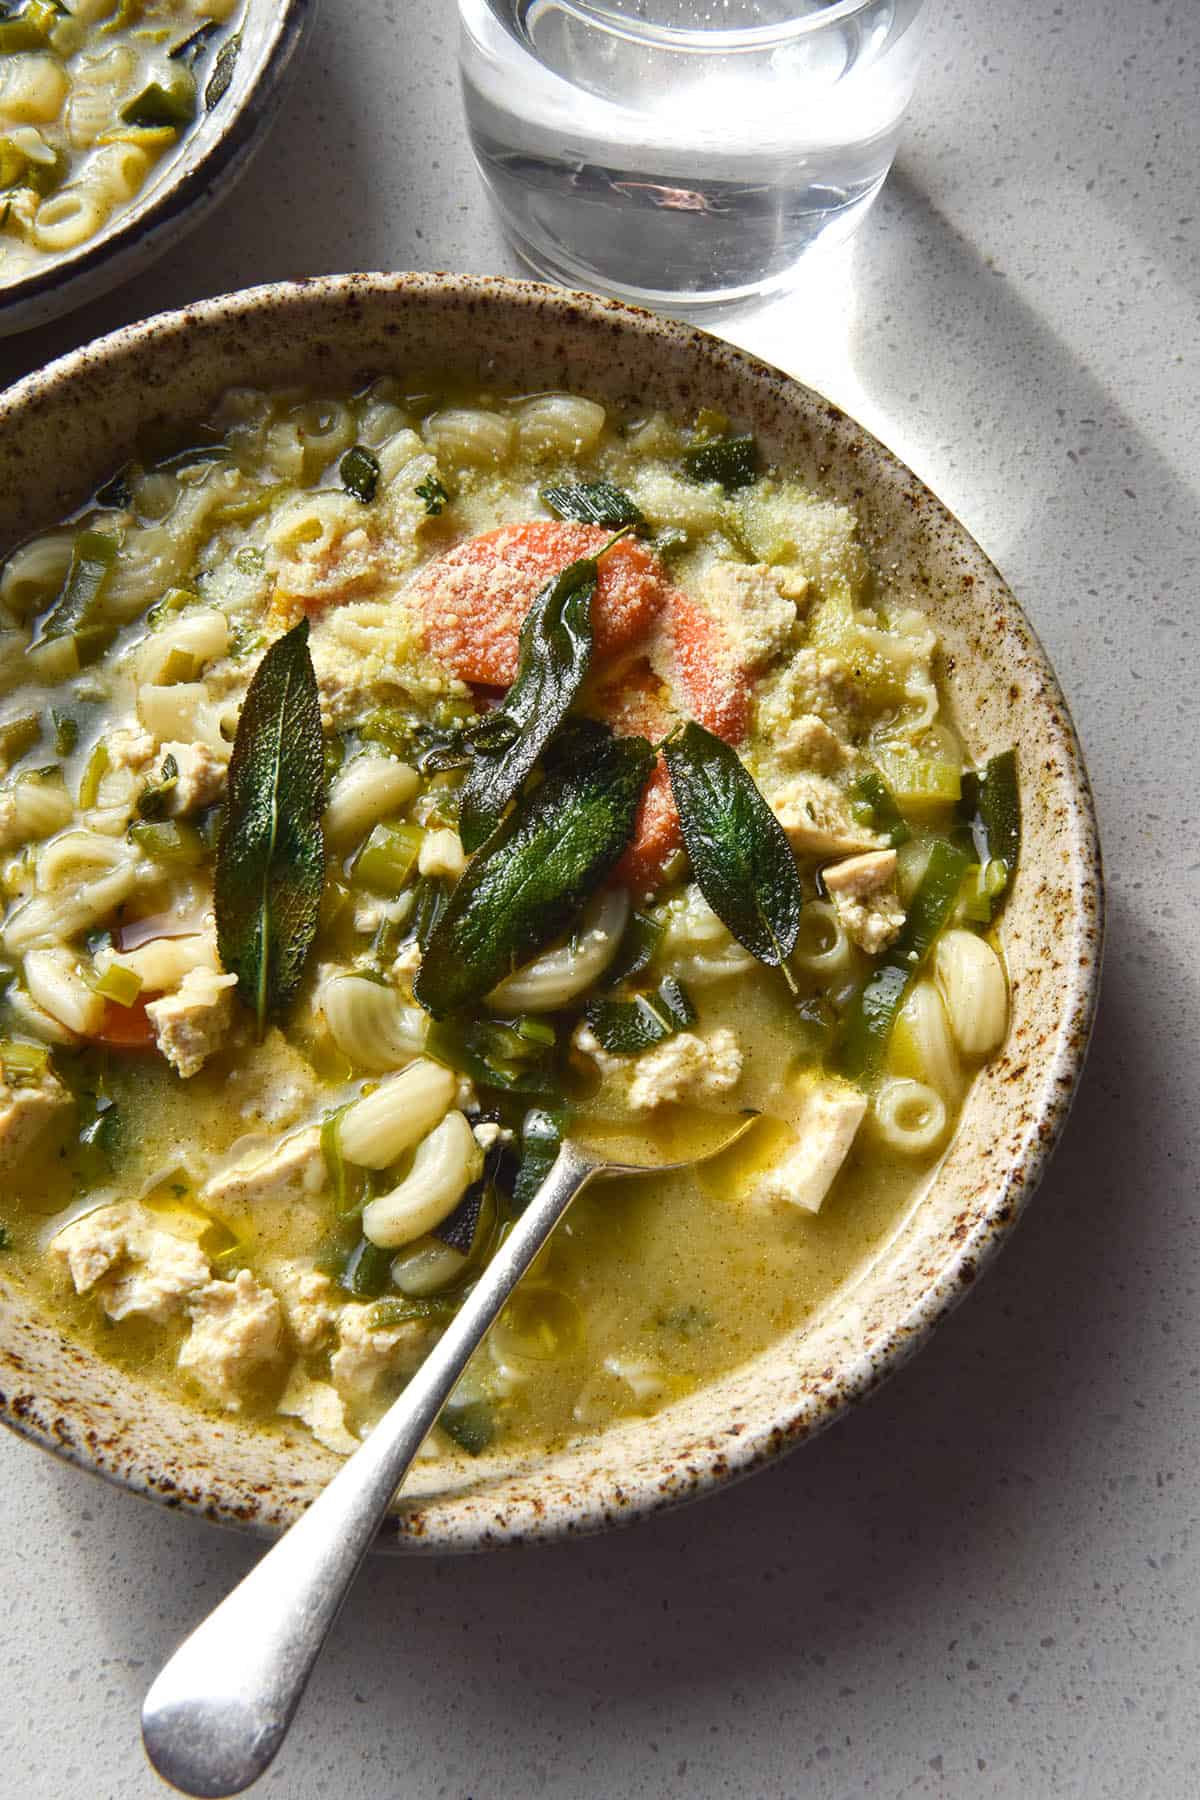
[160,646,199,683]
[875,749,961,811]
[359,708,413,757]
[426,1016,560,1100]
[514,1015,556,1049]
[352,822,423,892]
[77,741,109,808]
[91,963,142,1008]
[0,712,40,766]
[0,1039,50,1083]
[128,819,206,865]
[320,1106,366,1215]
[959,858,1009,924]
[34,529,118,650]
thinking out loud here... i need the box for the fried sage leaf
[663,720,802,969]
[458,552,599,853]
[215,619,325,1036]
[540,480,645,530]
[585,975,696,1055]
[416,724,654,1019]
[340,445,380,505]
[681,433,759,492]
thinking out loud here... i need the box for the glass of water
[459,0,932,316]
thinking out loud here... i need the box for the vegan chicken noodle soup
[0,381,1018,1462]
[0,0,242,279]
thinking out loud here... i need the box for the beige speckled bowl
[0,274,1103,1550]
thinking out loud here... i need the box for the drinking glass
[459,0,931,315]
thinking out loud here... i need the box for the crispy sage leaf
[214,620,325,1036]
[340,445,380,505]
[458,552,598,853]
[584,975,696,1055]
[204,29,240,109]
[681,434,759,492]
[540,480,644,529]
[664,720,802,970]
[416,725,654,1018]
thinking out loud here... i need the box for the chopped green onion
[601,908,663,988]
[340,445,380,505]
[681,434,759,492]
[352,822,423,892]
[959,750,1020,901]
[128,819,206,865]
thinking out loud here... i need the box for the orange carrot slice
[92,997,158,1051]
[411,521,670,686]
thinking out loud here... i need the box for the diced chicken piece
[50,1201,211,1323]
[771,773,885,858]
[0,1068,70,1167]
[574,1025,744,1113]
[748,1074,868,1214]
[330,1301,435,1418]
[200,1125,326,1217]
[267,1258,340,1350]
[160,740,226,815]
[822,848,906,955]
[772,712,850,774]
[146,967,238,1079]
[278,1368,360,1456]
[178,1269,285,1412]
[696,562,805,669]
[106,722,157,773]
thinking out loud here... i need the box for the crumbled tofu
[0,1069,70,1167]
[266,1258,340,1350]
[772,712,850,774]
[390,940,422,985]
[146,967,239,1078]
[201,1125,326,1217]
[330,1302,435,1417]
[418,827,467,880]
[50,1201,211,1323]
[823,849,905,954]
[160,740,226,815]
[278,1368,360,1456]
[771,773,885,858]
[178,1269,285,1412]
[472,1120,512,1152]
[106,722,157,773]
[572,1026,745,1112]
[748,1075,868,1213]
[696,562,803,668]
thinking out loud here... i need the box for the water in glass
[459,0,930,314]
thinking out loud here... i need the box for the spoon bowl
[142,1112,758,1798]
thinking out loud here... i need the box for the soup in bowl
[0,276,1102,1547]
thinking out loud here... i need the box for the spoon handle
[142,1139,598,1799]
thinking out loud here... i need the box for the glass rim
[541,0,889,53]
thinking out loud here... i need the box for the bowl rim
[0,0,315,326]
[0,271,1104,1550]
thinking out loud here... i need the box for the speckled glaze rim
[0,0,316,339]
[0,274,1104,1551]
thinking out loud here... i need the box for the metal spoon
[142,1112,756,1798]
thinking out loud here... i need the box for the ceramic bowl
[0,0,315,338]
[0,273,1103,1549]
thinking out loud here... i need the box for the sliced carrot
[665,588,752,745]
[92,996,158,1051]
[411,521,670,686]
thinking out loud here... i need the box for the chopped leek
[875,748,961,811]
[77,741,109,808]
[0,712,40,766]
[352,822,423,892]
[0,1039,50,1083]
[850,767,911,846]
[90,963,143,1008]
[128,819,206,865]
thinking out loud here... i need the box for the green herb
[408,875,450,951]
[850,767,911,848]
[663,720,802,975]
[601,908,663,988]
[0,712,40,765]
[51,709,77,756]
[540,480,644,529]
[339,1235,393,1300]
[340,445,380,505]
[440,1399,494,1456]
[169,18,219,62]
[214,620,326,1036]
[136,752,179,820]
[204,29,240,109]
[414,473,450,515]
[513,1107,565,1211]
[959,750,1020,905]
[426,1016,560,1100]
[33,529,118,653]
[415,723,654,1018]
[840,840,971,1080]
[585,975,696,1055]
[681,434,759,491]
[120,68,196,129]
[458,544,608,853]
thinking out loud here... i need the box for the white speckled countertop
[0,2,1196,1794]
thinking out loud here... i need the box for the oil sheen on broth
[0,379,1017,1463]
